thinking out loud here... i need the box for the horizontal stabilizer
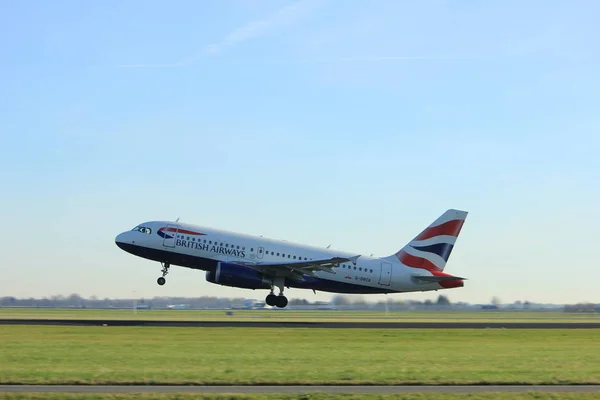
[412,275,466,282]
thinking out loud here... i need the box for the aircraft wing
[234,255,360,280]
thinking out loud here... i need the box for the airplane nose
[115,232,130,250]
[115,231,142,256]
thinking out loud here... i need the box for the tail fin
[384,209,468,272]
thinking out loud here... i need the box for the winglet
[349,255,361,265]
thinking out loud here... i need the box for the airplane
[115,209,468,308]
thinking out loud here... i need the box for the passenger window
[220,243,223,246]
[277,253,280,256]
[237,246,240,249]
[259,249,263,253]
[288,255,290,258]
[209,241,212,244]
[251,248,254,252]
[293,256,296,259]
[225,244,228,248]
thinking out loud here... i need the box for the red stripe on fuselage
[174,228,205,235]
[414,219,464,241]
[160,227,206,236]
[396,250,440,271]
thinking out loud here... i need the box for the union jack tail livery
[385,209,468,272]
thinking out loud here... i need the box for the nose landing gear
[157,262,169,286]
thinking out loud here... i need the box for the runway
[2,319,600,328]
[1,385,599,394]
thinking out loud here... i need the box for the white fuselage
[115,220,456,295]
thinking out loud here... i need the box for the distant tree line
[0,294,244,309]
[1,293,453,309]
[2,294,597,311]
[564,303,599,313]
[331,294,452,306]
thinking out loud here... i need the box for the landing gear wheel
[269,277,288,308]
[275,295,288,308]
[157,262,170,286]
[266,294,277,306]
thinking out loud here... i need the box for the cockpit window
[131,226,152,234]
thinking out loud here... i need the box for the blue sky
[1,0,599,304]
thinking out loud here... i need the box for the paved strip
[1,319,600,328]
[1,385,599,393]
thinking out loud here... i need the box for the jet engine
[205,262,271,290]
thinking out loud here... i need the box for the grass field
[1,326,599,385]
[3,394,600,400]
[2,394,600,400]
[2,308,599,323]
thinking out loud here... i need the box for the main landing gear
[157,262,169,286]
[265,276,288,308]
[266,292,288,308]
